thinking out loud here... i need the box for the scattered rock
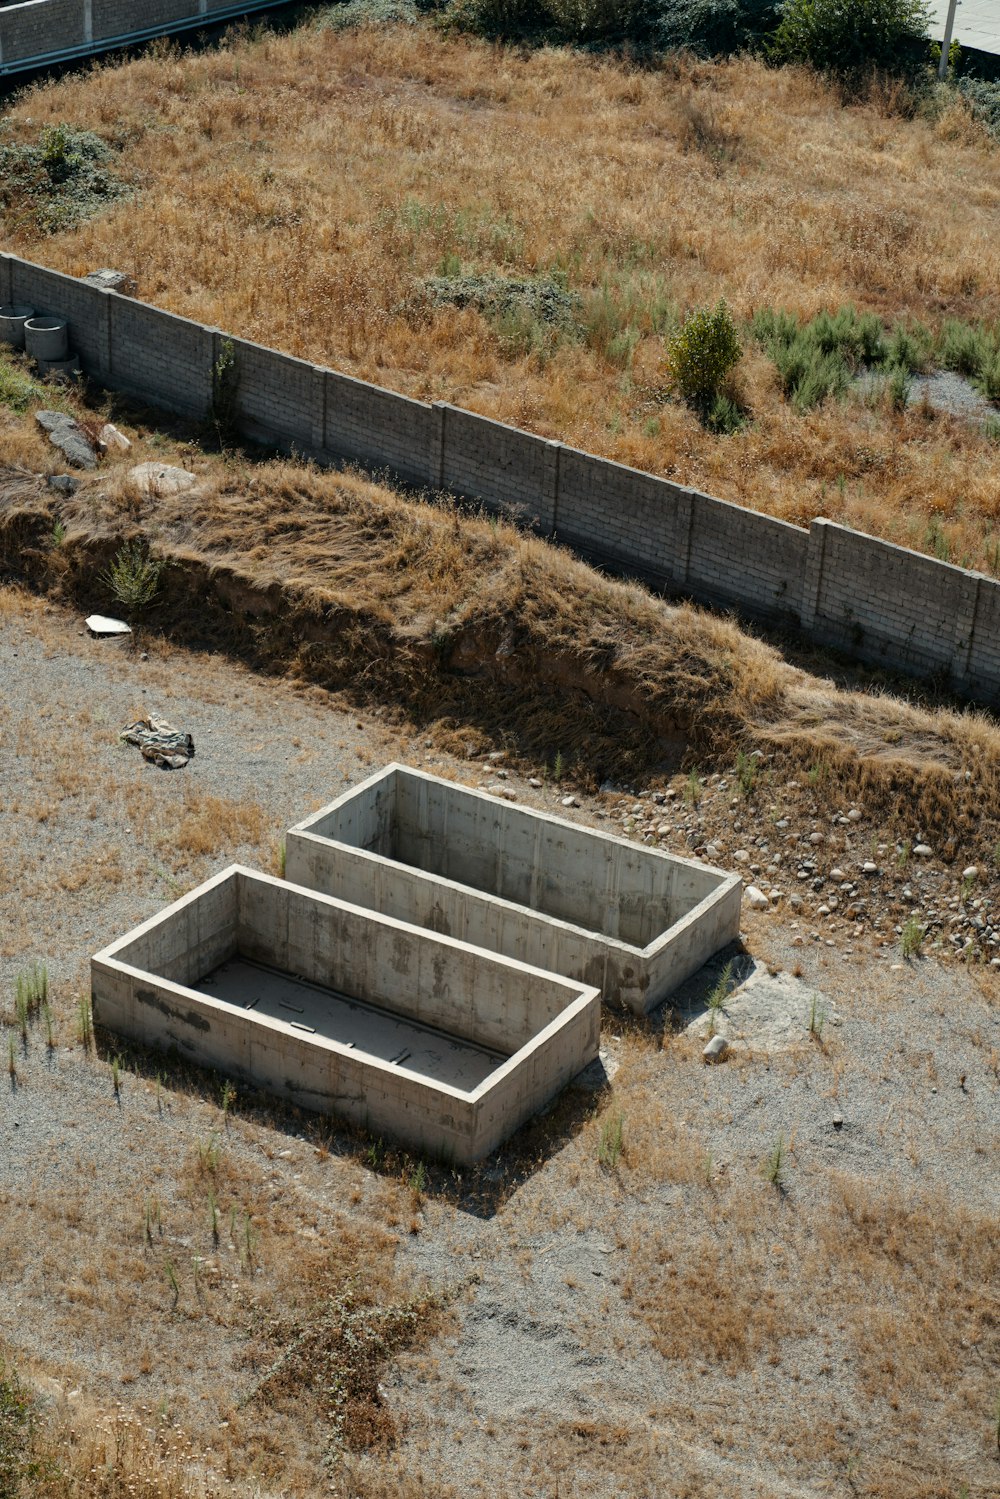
[962,866,978,881]
[129,462,199,497]
[862,861,879,874]
[46,474,79,495]
[83,267,137,296]
[528,777,542,788]
[914,844,933,858]
[98,422,130,452]
[561,794,579,808]
[733,849,750,864]
[830,868,846,882]
[847,808,863,822]
[35,409,96,470]
[703,1034,729,1064]
[745,885,770,911]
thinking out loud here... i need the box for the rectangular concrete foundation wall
[285,766,742,1014]
[91,866,600,1163]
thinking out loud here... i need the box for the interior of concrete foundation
[313,767,722,949]
[196,955,507,1090]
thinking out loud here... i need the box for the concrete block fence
[4,249,1000,708]
[0,0,289,75]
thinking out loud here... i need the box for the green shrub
[544,0,645,37]
[957,77,1000,142]
[0,123,129,235]
[980,353,1000,404]
[752,306,869,410]
[444,0,553,37]
[939,318,995,379]
[770,0,933,87]
[0,1361,35,1499]
[654,0,781,55]
[887,362,911,412]
[422,271,578,361]
[101,540,165,622]
[315,0,418,28]
[665,298,742,414]
[886,319,934,373]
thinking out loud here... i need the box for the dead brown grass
[5,25,1000,567]
[166,788,266,860]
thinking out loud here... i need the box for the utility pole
[938,0,959,80]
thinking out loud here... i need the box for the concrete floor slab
[197,956,506,1091]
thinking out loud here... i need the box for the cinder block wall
[6,250,1000,706]
[0,0,289,71]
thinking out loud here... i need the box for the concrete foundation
[285,766,742,1014]
[91,865,600,1163]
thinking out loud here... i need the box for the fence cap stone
[82,268,136,297]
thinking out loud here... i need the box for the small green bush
[886,320,934,373]
[0,1360,35,1499]
[939,319,995,379]
[101,539,164,622]
[665,298,742,415]
[654,0,781,55]
[770,0,933,88]
[0,123,129,235]
[957,77,1000,142]
[315,0,418,29]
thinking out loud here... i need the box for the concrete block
[92,865,600,1163]
[285,765,742,1015]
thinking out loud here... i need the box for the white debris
[85,614,131,636]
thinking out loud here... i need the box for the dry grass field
[2,17,1000,565]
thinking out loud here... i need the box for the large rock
[82,268,137,297]
[129,462,199,497]
[35,410,96,470]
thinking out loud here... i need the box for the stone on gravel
[963,866,979,881]
[745,885,770,911]
[914,844,933,857]
[703,1034,729,1063]
[35,410,96,470]
[862,861,879,874]
[561,795,578,808]
[85,614,131,637]
[129,462,199,497]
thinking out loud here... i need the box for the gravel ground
[1,586,998,1498]
[856,367,998,426]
